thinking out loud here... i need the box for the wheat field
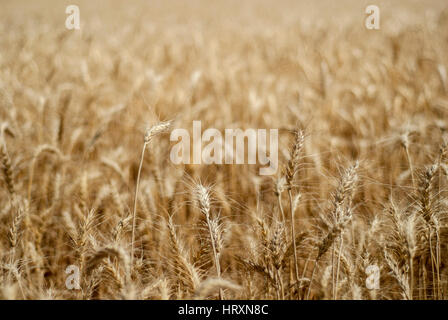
[1,0,448,300]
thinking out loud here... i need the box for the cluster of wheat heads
[1,0,448,299]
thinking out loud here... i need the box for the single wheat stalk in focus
[130,120,172,269]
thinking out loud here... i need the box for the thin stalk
[410,254,414,300]
[288,189,300,295]
[429,228,436,299]
[299,253,311,300]
[335,235,343,300]
[131,142,147,269]
[331,242,335,299]
[306,260,318,300]
[436,231,441,299]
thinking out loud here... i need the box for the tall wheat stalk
[130,121,172,268]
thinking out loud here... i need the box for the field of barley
[1,0,448,300]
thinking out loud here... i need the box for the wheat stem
[131,142,147,269]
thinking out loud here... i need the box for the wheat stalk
[130,120,172,268]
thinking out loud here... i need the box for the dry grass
[1,0,448,300]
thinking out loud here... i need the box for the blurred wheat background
[1,0,448,299]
